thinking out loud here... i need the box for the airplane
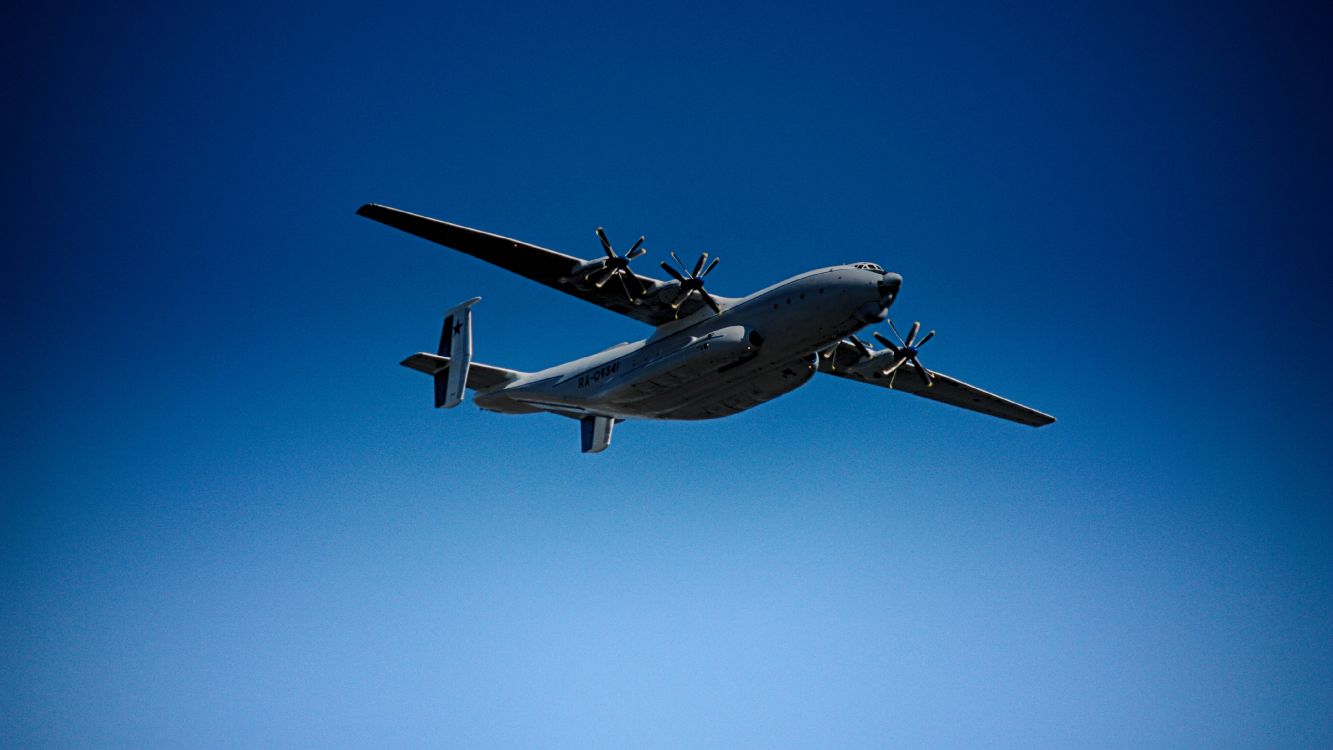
[358,203,1055,453]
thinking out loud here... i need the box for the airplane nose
[878,272,902,299]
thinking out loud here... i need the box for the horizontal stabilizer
[400,354,522,391]
[580,415,615,453]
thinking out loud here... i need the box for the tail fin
[400,297,524,407]
[429,297,481,407]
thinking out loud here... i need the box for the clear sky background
[6,1,1332,747]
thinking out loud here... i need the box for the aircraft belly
[626,354,818,420]
[473,390,545,414]
[579,295,863,420]
[477,272,882,422]
[604,351,753,403]
[619,293,864,420]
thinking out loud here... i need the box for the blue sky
[6,1,1332,747]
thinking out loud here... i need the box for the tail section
[400,298,524,406]
[400,353,522,391]
[399,297,614,454]
[431,297,480,407]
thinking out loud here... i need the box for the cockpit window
[852,262,884,273]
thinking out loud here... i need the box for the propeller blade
[692,252,708,278]
[906,321,920,347]
[912,358,934,387]
[888,319,906,346]
[878,357,908,377]
[660,261,687,283]
[849,335,873,359]
[915,330,935,348]
[670,289,692,310]
[615,272,634,301]
[626,244,647,260]
[670,251,690,274]
[698,289,722,314]
[872,332,899,354]
[701,257,720,277]
[592,267,616,288]
[623,270,647,297]
[596,227,615,258]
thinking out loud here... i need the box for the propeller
[585,227,649,301]
[848,319,936,387]
[659,250,722,316]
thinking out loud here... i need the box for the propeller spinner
[584,227,649,301]
[848,318,936,387]
[660,251,722,316]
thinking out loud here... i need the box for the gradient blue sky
[6,1,1332,747]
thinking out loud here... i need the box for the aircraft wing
[358,203,693,326]
[819,341,1055,427]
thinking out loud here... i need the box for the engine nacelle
[845,350,901,379]
[559,257,609,286]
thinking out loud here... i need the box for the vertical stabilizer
[434,297,481,408]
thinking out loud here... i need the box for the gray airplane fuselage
[474,265,900,421]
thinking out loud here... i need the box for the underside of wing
[358,204,707,326]
[819,341,1055,427]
